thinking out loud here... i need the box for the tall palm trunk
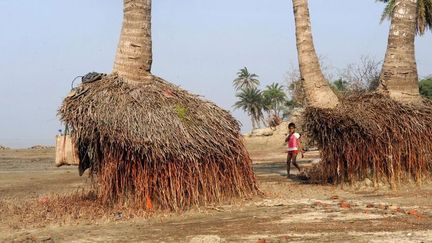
[378,0,420,102]
[251,116,257,130]
[292,0,339,109]
[113,0,153,83]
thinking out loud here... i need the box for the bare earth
[1,147,431,242]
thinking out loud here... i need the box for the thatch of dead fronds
[304,93,432,186]
[59,74,259,210]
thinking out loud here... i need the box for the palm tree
[234,88,264,130]
[377,0,432,102]
[233,67,260,91]
[113,0,153,83]
[262,83,287,117]
[291,0,339,109]
[60,0,259,209]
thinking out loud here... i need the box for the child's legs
[286,152,292,176]
[291,152,301,171]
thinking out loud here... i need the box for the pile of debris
[0,145,10,150]
[245,108,305,138]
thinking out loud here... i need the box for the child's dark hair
[288,122,296,128]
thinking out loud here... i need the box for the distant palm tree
[233,67,260,91]
[263,83,287,117]
[332,79,348,92]
[234,87,264,130]
[377,0,432,102]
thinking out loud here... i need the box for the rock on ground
[189,235,224,243]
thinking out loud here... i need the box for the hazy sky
[0,0,431,148]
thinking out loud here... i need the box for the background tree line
[232,67,289,130]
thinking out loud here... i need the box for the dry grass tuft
[304,93,432,186]
[0,190,154,229]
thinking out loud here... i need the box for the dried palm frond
[304,93,432,186]
[59,74,259,210]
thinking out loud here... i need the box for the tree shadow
[252,161,313,184]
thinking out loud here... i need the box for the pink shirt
[288,132,300,151]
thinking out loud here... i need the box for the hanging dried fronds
[59,74,259,210]
[304,93,432,186]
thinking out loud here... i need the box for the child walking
[285,122,303,177]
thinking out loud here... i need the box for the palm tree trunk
[251,116,256,130]
[378,0,420,102]
[292,0,339,109]
[113,0,153,83]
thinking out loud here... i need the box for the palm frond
[233,87,264,121]
[379,0,395,23]
[421,0,432,35]
[232,67,260,91]
[379,0,432,35]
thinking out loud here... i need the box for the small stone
[314,201,323,207]
[377,203,387,210]
[388,205,399,210]
[396,208,405,213]
[38,196,50,204]
[364,178,373,187]
[190,235,223,243]
[406,209,424,218]
[41,236,53,242]
[366,203,375,208]
[339,201,351,209]
[114,212,123,220]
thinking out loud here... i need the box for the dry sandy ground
[0,148,431,242]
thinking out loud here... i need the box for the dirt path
[1,149,432,242]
